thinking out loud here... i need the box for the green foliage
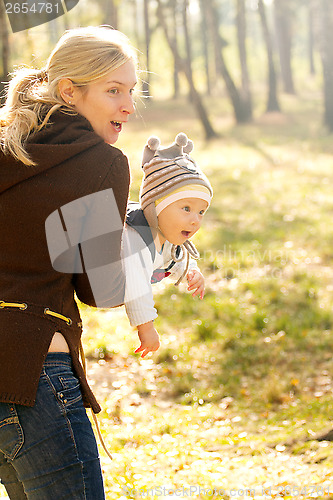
[76,96,333,497]
[86,95,333,496]
[2,3,333,497]
[4,94,333,498]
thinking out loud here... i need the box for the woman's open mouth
[111,121,122,132]
[181,231,191,238]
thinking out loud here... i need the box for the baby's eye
[183,206,190,212]
[199,209,206,215]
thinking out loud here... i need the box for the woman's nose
[121,94,135,115]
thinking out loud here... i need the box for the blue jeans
[0,353,105,499]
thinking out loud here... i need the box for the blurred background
[1,0,333,131]
[1,1,333,498]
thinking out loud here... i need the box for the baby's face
[157,197,208,245]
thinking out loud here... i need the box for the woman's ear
[58,78,76,105]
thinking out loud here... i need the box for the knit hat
[140,133,213,229]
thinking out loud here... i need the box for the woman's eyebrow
[106,80,122,85]
[106,80,137,86]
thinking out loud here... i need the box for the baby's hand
[187,269,205,299]
[135,321,160,358]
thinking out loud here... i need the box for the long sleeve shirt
[122,224,198,327]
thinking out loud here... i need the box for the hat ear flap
[143,203,158,230]
[142,136,161,166]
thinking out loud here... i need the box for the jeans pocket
[0,404,24,460]
[57,374,83,407]
[43,363,83,410]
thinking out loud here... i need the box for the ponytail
[0,67,67,166]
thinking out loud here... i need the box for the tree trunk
[274,0,295,94]
[156,0,218,139]
[102,0,119,28]
[0,0,10,88]
[48,18,62,47]
[0,1,9,104]
[206,0,252,123]
[182,0,195,103]
[308,0,316,75]
[318,0,333,130]
[142,0,151,99]
[170,0,180,98]
[131,0,140,49]
[199,0,212,96]
[258,0,281,112]
[236,0,252,119]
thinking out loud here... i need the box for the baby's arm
[187,268,205,299]
[123,225,158,326]
[135,321,160,358]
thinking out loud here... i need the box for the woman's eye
[108,88,118,95]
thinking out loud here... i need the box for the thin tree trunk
[48,18,61,47]
[142,0,151,99]
[206,0,252,123]
[131,0,140,49]
[170,0,180,98]
[102,0,119,28]
[156,0,218,139]
[182,0,194,102]
[199,0,211,96]
[318,0,333,130]
[308,0,316,75]
[258,0,281,112]
[0,1,9,104]
[0,0,10,82]
[236,0,252,119]
[274,0,295,94]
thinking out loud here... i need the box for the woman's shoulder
[26,108,129,175]
[29,109,102,147]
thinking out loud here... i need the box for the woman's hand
[135,321,160,358]
[187,269,205,299]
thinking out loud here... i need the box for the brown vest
[0,110,130,412]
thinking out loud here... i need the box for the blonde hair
[0,26,137,166]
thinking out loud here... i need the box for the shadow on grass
[153,270,333,410]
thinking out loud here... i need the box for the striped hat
[140,133,213,229]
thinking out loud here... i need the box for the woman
[0,26,137,499]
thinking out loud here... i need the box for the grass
[93,92,333,498]
[2,92,333,498]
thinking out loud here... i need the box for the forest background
[1,0,333,498]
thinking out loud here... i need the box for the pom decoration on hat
[142,132,194,167]
[140,132,213,230]
[141,136,161,165]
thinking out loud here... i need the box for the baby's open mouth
[182,231,190,238]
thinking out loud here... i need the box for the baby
[122,133,213,357]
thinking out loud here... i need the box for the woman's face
[73,60,137,144]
